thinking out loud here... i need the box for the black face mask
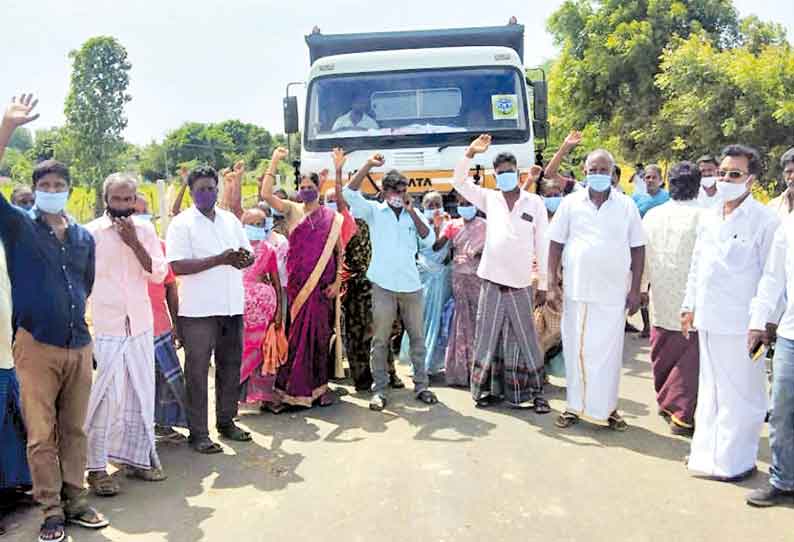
[107,207,135,218]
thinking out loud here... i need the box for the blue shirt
[0,193,95,348]
[633,189,670,217]
[343,188,435,292]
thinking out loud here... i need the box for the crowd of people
[2,93,794,542]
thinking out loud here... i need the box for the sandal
[39,516,65,542]
[608,411,629,432]
[189,437,223,454]
[416,389,438,405]
[369,394,387,412]
[533,397,552,415]
[555,411,579,428]
[261,402,286,414]
[65,507,109,529]
[318,391,337,407]
[86,471,119,497]
[126,466,167,482]
[218,423,252,442]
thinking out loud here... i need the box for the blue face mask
[14,202,34,212]
[34,190,69,214]
[263,217,274,233]
[136,214,153,222]
[586,174,612,193]
[245,224,268,241]
[496,171,519,192]
[424,208,438,220]
[458,205,477,220]
[544,196,562,213]
[326,202,338,212]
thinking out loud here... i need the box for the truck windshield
[304,67,529,151]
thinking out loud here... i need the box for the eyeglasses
[718,170,749,180]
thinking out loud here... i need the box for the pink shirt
[452,157,550,289]
[86,215,167,337]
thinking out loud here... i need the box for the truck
[282,19,548,202]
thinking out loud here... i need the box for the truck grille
[392,151,436,170]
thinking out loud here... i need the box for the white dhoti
[688,331,767,478]
[85,331,159,471]
[561,297,626,425]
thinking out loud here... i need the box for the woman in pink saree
[275,173,344,408]
[239,208,283,406]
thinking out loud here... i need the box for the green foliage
[546,0,793,190]
[64,36,132,214]
[8,127,33,152]
[0,148,33,183]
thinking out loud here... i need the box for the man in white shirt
[641,162,703,436]
[452,134,550,411]
[696,155,720,209]
[681,144,779,482]
[332,91,379,132]
[747,199,794,506]
[166,166,255,454]
[547,149,646,431]
[766,147,794,219]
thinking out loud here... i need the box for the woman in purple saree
[275,179,344,408]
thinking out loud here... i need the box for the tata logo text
[407,177,433,188]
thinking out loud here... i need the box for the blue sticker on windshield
[491,95,518,120]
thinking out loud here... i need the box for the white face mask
[715,179,749,202]
[700,176,717,189]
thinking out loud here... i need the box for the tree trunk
[94,182,104,218]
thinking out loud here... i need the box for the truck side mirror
[283,96,299,135]
[531,79,548,141]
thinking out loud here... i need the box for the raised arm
[452,134,491,211]
[221,161,245,219]
[260,147,289,214]
[0,94,39,235]
[333,147,349,213]
[171,166,189,217]
[347,152,384,192]
[544,130,582,182]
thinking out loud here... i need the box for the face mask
[107,206,135,218]
[34,190,69,214]
[326,201,338,212]
[387,195,404,209]
[423,208,438,220]
[586,174,612,192]
[544,196,562,213]
[700,176,717,189]
[458,205,476,220]
[299,187,318,203]
[192,189,218,211]
[716,179,749,202]
[14,202,34,212]
[136,214,153,222]
[244,224,267,241]
[496,171,518,192]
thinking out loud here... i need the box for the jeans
[370,284,429,396]
[770,336,794,491]
[179,315,243,440]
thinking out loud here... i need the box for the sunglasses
[718,170,749,180]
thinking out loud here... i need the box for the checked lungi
[154,331,188,428]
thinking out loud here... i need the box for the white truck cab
[283,22,548,197]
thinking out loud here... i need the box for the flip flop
[533,397,552,415]
[87,472,119,497]
[555,411,579,428]
[416,390,438,405]
[190,438,223,454]
[38,517,65,542]
[608,411,629,432]
[66,507,109,529]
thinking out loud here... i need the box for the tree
[651,32,794,189]
[64,36,132,214]
[8,127,33,153]
[162,122,235,172]
[0,148,34,184]
[546,0,741,161]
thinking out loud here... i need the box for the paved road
[4,332,793,541]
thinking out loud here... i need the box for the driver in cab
[332,91,379,131]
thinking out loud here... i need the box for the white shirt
[0,243,12,370]
[767,189,793,219]
[332,112,379,131]
[697,188,720,209]
[452,157,549,289]
[632,174,647,196]
[750,214,794,336]
[166,206,252,317]
[682,196,779,334]
[641,200,702,331]
[547,188,646,306]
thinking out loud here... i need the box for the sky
[2,0,792,145]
